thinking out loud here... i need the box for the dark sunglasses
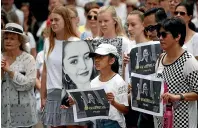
[145,24,159,32]
[157,31,171,38]
[174,11,186,16]
[87,15,97,20]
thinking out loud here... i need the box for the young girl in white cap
[89,44,129,128]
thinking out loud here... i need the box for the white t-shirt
[183,33,198,57]
[36,51,44,80]
[25,32,36,53]
[36,20,46,37]
[25,42,31,53]
[44,37,80,91]
[76,6,86,26]
[114,3,127,25]
[90,74,129,128]
[27,32,36,49]
[35,50,44,111]
[125,40,136,83]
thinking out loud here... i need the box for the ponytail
[109,54,119,73]
[188,21,196,31]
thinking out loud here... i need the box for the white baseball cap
[89,44,119,57]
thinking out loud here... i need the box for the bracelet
[178,93,185,101]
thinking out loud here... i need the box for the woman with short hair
[1,23,37,128]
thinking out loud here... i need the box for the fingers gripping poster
[129,42,164,116]
[67,88,110,122]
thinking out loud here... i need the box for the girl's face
[143,49,149,58]
[127,14,144,38]
[21,5,29,19]
[143,83,148,92]
[98,12,116,35]
[88,94,94,101]
[169,0,181,13]
[50,13,65,34]
[174,6,190,24]
[4,33,21,51]
[94,55,113,71]
[63,41,93,85]
[87,11,98,28]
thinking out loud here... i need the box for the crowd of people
[1,0,198,128]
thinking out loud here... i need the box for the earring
[64,74,71,83]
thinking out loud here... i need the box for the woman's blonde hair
[128,10,144,22]
[65,5,78,17]
[98,6,125,37]
[48,6,78,56]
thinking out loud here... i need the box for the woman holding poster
[89,44,129,128]
[40,6,89,128]
[157,17,198,128]
[95,5,131,76]
[126,10,161,128]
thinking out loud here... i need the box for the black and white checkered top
[161,51,198,128]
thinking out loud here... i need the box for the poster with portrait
[62,40,98,103]
[67,87,110,122]
[131,74,163,116]
[129,41,162,75]
[89,38,123,75]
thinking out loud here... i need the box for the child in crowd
[89,44,129,128]
[68,44,129,128]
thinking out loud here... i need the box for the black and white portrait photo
[90,38,123,75]
[67,88,110,122]
[131,75,163,116]
[129,42,162,75]
[61,40,97,94]
[61,40,98,108]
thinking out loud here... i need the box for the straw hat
[126,0,140,7]
[2,23,29,43]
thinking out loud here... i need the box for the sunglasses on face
[145,25,159,32]
[157,31,171,38]
[174,11,186,16]
[87,15,97,20]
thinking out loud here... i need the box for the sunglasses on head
[174,11,186,16]
[145,24,159,32]
[157,31,171,38]
[87,15,97,20]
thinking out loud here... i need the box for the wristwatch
[178,93,185,101]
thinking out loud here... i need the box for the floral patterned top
[1,52,38,128]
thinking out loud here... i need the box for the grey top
[1,52,38,128]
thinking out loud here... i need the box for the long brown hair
[48,6,78,56]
